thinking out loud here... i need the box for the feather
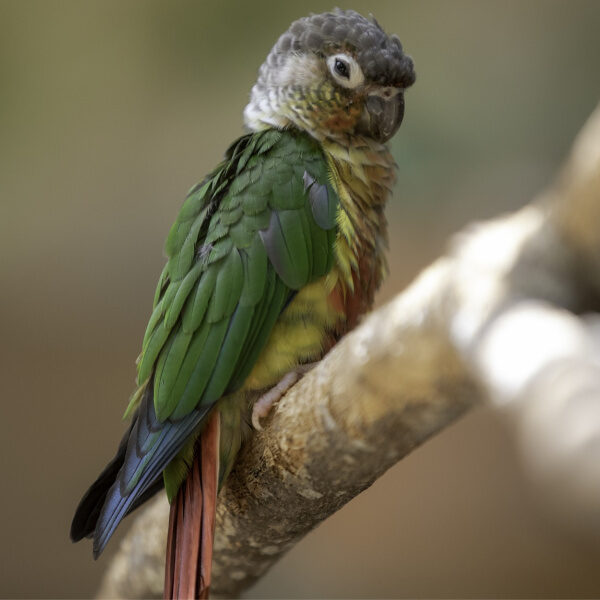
[260,209,310,289]
[181,266,218,334]
[238,239,268,307]
[137,321,170,384]
[171,318,229,419]
[241,191,269,216]
[154,329,194,419]
[304,171,338,230]
[164,262,204,329]
[206,249,243,323]
[201,304,254,404]
[167,322,213,420]
[167,206,210,280]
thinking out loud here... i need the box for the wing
[90,129,339,555]
[137,129,338,421]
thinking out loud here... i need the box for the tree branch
[97,103,600,599]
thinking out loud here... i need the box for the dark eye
[334,58,350,79]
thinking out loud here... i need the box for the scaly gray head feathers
[244,9,415,144]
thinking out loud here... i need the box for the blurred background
[1,0,600,597]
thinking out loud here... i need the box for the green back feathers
[128,129,339,423]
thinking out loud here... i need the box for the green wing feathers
[130,129,339,425]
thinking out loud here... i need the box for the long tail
[164,410,220,599]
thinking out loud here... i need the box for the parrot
[70,8,415,599]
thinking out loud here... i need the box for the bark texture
[97,103,600,599]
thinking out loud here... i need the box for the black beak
[356,91,405,143]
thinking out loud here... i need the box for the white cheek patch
[327,53,365,89]
[276,53,323,88]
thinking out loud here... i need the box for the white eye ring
[327,53,364,89]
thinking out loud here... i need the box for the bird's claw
[251,363,317,430]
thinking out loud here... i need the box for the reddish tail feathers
[165,411,220,599]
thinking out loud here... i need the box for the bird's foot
[251,363,317,430]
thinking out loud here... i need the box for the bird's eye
[334,58,350,79]
[327,54,364,89]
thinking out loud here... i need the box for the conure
[71,8,415,598]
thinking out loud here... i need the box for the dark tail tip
[70,449,126,544]
[70,417,136,547]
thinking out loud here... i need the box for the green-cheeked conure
[71,8,415,598]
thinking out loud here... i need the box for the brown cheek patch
[323,105,361,132]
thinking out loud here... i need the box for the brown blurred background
[1,0,600,597]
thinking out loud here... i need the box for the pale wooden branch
[97,103,600,599]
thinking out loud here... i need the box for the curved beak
[356,89,405,143]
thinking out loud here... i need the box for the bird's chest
[325,146,393,330]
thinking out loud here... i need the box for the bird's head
[244,9,415,145]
